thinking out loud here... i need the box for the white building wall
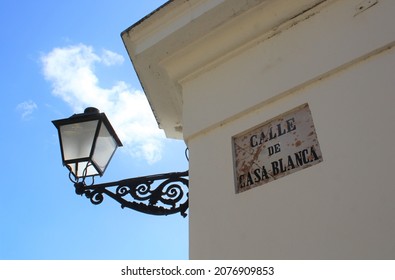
[183,0,395,259]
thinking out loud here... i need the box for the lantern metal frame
[52,108,189,217]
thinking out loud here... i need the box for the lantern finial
[84,107,100,114]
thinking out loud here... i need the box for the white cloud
[16,100,38,120]
[41,44,165,164]
[101,49,124,66]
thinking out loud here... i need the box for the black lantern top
[52,107,123,180]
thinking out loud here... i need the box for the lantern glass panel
[59,120,99,161]
[67,161,99,178]
[92,122,119,174]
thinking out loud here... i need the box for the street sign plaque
[233,103,323,193]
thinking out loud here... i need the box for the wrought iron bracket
[74,171,189,217]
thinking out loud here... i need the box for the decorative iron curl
[74,171,189,217]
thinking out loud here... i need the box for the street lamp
[52,107,189,217]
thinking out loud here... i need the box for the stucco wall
[184,0,395,259]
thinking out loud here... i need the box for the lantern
[52,107,122,180]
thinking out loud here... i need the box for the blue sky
[0,0,190,259]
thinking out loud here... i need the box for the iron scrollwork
[74,171,189,217]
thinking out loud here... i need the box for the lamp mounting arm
[74,171,189,217]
